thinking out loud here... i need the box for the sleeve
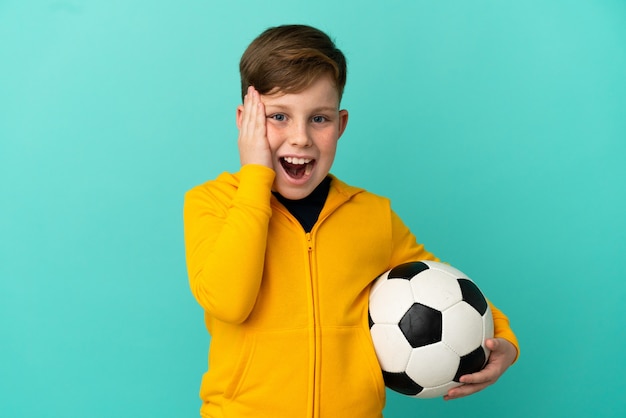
[389,208,520,361]
[489,301,520,361]
[183,165,276,324]
[388,209,439,267]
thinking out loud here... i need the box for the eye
[270,113,286,122]
[312,115,328,123]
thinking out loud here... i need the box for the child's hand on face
[237,86,273,169]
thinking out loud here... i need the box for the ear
[337,109,349,139]
[236,105,245,130]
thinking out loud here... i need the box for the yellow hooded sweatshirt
[184,164,519,418]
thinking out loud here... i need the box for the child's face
[259,75,348,200]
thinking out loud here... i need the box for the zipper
[272,196,350,417]
[305,231,318,418]
[274,203,318,417]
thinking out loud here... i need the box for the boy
[184,24,519,418]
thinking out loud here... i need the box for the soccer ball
[368,260,494,398]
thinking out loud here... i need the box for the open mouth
[280,156,315,180]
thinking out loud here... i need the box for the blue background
[1,1,625,417]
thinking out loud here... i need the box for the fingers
[487,337,518,368]
[443,368,495,401]
[459,361,500,385]
[238,86,272,168]
[443,338,516,400]
[444,380,491,400]
[242,87,263,130]
[239,86,264,142]
[485,337,500,352]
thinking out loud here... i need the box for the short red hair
[239,24,347,102]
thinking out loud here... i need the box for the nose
[288,122,312,147]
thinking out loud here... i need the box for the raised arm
[184,86,276,324]
[184,166,275,324]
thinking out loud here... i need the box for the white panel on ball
[442,302,484,356]
[409,270,462,311]
[369,278,414,324]
[370,324,413,372]
[405,342,460,387]
[424,261,469,280]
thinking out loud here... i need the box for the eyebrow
[313,106,340,113]
[264,104,339,113]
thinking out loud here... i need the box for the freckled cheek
[316,130,340,152]
[265,125,284,153]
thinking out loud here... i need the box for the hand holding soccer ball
[369,261,515,399]
[444,337,518,400]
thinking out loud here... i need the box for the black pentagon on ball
[399,303,442,348]
[453,346,488,382]
[388,261,429,280]
[457,278,488,315]
[382,370,424,396]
